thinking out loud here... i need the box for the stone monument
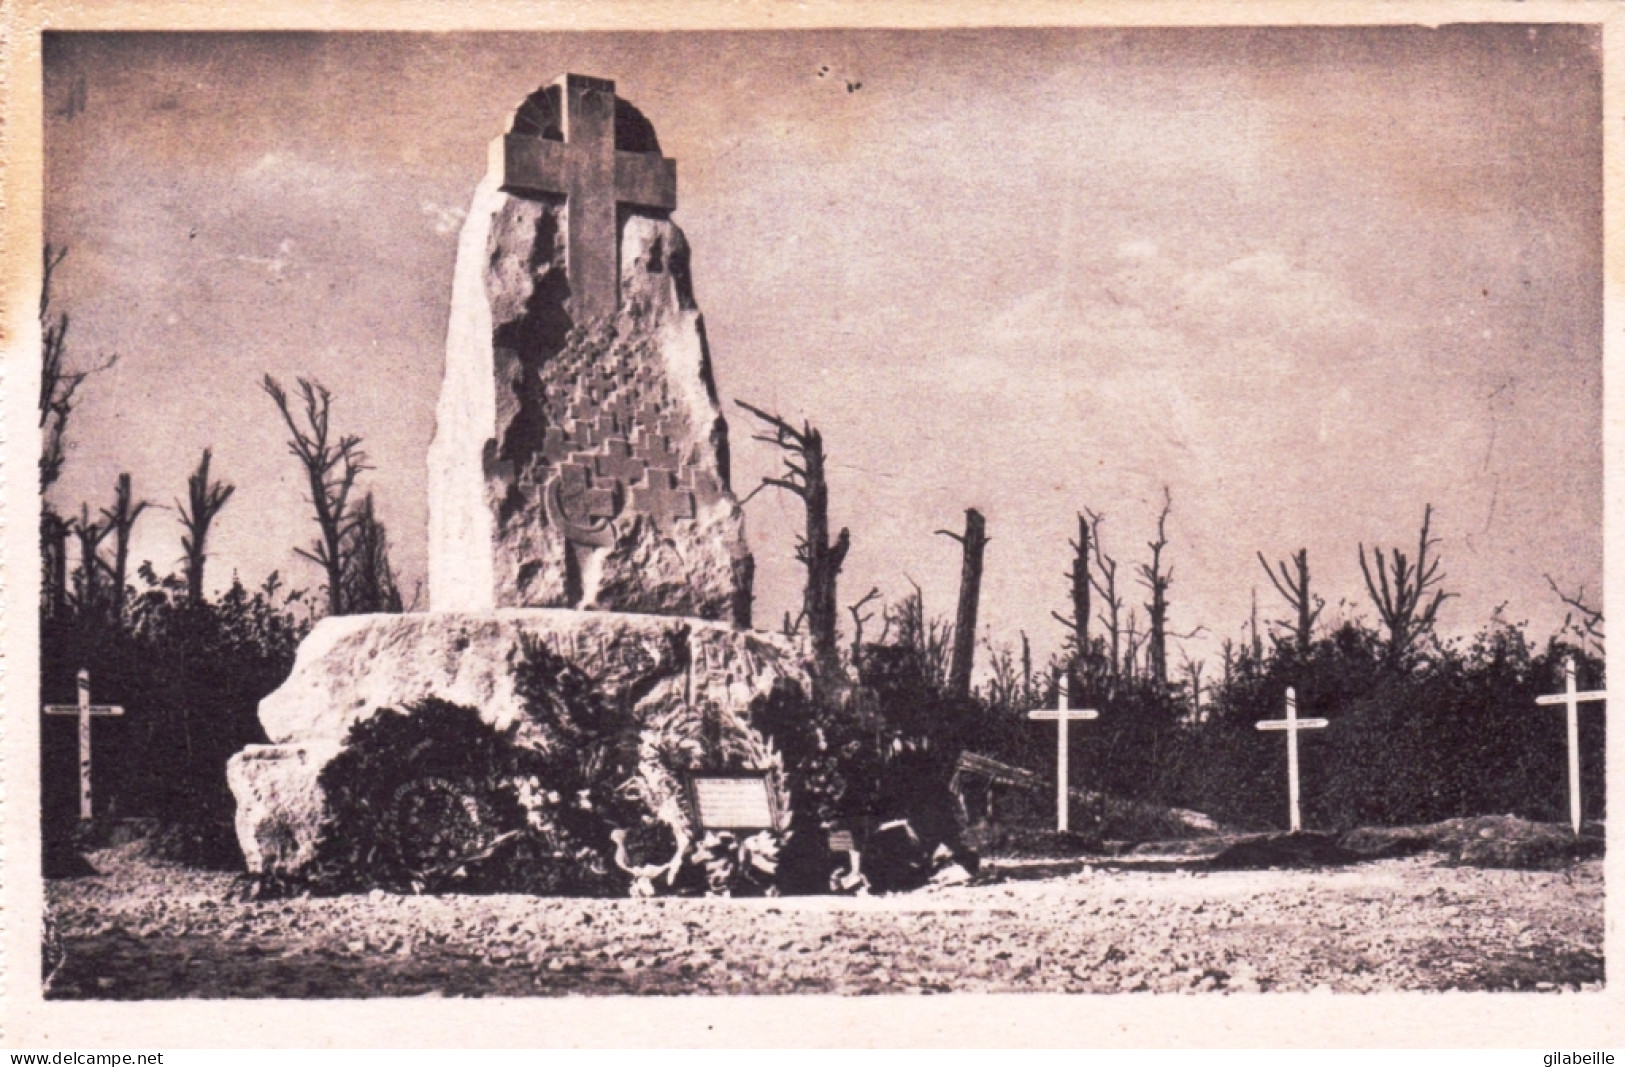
[228,74,804,877]
[428,73,753,622]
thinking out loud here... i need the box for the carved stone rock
[428,77,753,623]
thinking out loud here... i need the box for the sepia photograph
[6,0,1619,1045]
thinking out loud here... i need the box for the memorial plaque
[688,774,782,832]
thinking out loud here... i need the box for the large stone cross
[1255,685,1327,833]
[492,73,678,322]
[43,669,124,822]
[1027,674,1098,833]
[1534,656,1606,835]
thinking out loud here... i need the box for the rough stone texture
[226,742,339,877]
[46,852,1606,997]
[227,610,810,874]
[428,86,752,623]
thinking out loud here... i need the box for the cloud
[420,200,467,236]
[228,236,296,277]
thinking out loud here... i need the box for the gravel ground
[45,844,1603,998]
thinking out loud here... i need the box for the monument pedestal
[227,609,809,874]
[230,74,804,882]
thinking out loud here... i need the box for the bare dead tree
[42,510,71,619]
[1180,651,1206,720]
[1087,510,1123,687]
[1123,608,1141,681]
[39,244,114,617]
[1135,487,1174,690]
[736,400,850,676]
[342,492,404,614]
[938,507,989,698]
[1545,573,1604,656]
[847,586,881,668]
[1248,588,1263,663]
[886,578,953,691]
[263,375,370,616]
[1051,511,1093,687]
[981,639,1023,714]
[1358,503,1456,664]
[99,473,150,619]
[176,449,236,606]
[1258,547,1324,653]
[1020,630,1034,705]
[39,245,117,495]
[71,503,111,614]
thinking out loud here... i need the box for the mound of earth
[1341,815,1604,870]
[1123,815,1603,871]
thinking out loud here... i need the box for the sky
[41,26,1603,674]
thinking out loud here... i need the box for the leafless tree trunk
[1123,609,1141,681]
[886,580,953,690]
[1136,488,1174,691]
[1258,547,1323,653]
[1087,511,1123,689]
[41,510,71,619]
[1020,630,1033,705]
[263,375,369,617]
[1181,653,1206,720]
[1358,503,1455,664]
[1545,574,1604,656]
[39,244,114,617]
[939,508,989,698]
[737,400,850,677]
[1249,588,1263,663]
[39,245,116,496]
[99,473,149,619]
[847,586,881,669]
[342,492,404,614]
[72,504,110,615]
[1051,511,1093,690]
[177,449,236,606]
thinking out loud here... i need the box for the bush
[40,569,307,865]
[309,697,624,895]
[304,638,704,896]
[1172,621,1604,832]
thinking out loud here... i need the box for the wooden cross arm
[1256,717,1329,731]
[1028,708,1100,721]
[1536,691,1608,705]
[43,704,124,716]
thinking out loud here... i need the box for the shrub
[305,637,696,896]
[40,569,307,865]
[310,697,626,895]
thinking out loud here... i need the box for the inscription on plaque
[688,775,781,832]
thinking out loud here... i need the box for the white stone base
[227,609,811,875]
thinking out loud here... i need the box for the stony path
[45,847,1603,998]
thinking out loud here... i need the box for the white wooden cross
[1027,674,1097,832]
[1534,656,1606,835]
[1255,686,1327,833]
[43,669,123,821]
